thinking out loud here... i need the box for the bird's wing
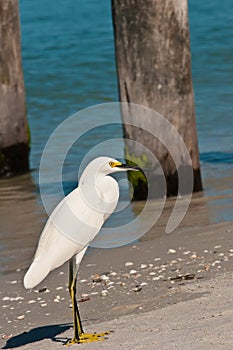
[24,188,104,289]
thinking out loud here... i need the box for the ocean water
[190,0,233,170]
[18,0,233,178]
[0,0,232,275]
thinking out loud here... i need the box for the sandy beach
[1,220,233,349]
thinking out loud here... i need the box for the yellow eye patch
[109,161,122,168]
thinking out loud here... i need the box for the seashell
[170,260,177,264]
[100,274,109,281]
[152,277,160,281]
[81,293,90,299]
[90,292,99,296]
[92,274,102,283]
[10,297,24,301]
[100,290,108,297]
[107,281,114,286]
[79,294,90,302]
[133,285,142,292]
[17,315,25,320]
[140,282,147,286]
[2,334,12,340]
[107,285,114,290]
[154,258,161,261]
[110,271,117,276]
[153,275,163,281]
[140,264,147,269]
[190,254,197,259]
[183,251,190,255]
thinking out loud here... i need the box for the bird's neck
[79,174,119,214]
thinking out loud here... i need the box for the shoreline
[1,167,233,277]
[1,220,233,349]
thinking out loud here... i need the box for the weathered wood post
[112,0,202,199]
[0,0,29,176]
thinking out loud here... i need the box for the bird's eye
[109,161,115,168]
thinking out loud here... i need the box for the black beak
[116,164,142,171]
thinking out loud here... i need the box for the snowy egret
[24,157,140,345]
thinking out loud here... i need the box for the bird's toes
[79,331,110,343]
[65,331,111,345]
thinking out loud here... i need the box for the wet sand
[1,169,233,276]
[1,221,233,349]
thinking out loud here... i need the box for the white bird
[24,156,140,345]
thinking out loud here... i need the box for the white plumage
[24,156,136,289]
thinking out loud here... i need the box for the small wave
[200,152,233,164]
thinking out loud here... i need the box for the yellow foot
[66,331,111,345]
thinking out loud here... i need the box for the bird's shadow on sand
[2,323,72,349]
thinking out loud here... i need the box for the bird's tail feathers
[23,259,50,289]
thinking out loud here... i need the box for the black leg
[67,258,83,344]
[66,257,110,345]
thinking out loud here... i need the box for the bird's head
[78,157,141,211]
[87,157,141,176]
[79,157,142,192]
